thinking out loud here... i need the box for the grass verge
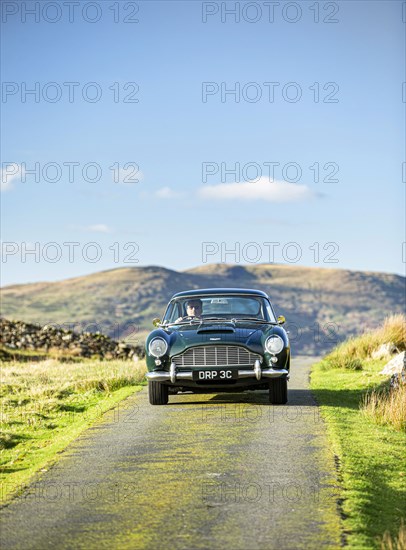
[0,358,147,504]
[311,353,406,548]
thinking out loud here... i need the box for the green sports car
[145,288,290,405]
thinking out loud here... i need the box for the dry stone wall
[0,318,145,360]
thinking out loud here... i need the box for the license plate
[193,369,238,381]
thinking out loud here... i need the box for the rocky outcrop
[372,342,398,360]
[0,318,145,360]
[380,351,405,375]
[378,350,406,389]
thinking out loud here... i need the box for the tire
[269,378,288,405]
[148,380,169,405]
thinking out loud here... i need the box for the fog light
[155,359,162,366]
[269,356,278,365]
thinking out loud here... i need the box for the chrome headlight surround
[148,337,168,358]
[265,335,284,355]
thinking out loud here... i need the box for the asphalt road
[0,357,341,550]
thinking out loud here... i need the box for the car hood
[166,322,269,357]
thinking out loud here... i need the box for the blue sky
[1,0,405,286]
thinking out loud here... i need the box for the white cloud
[84,224,112,233]
[1,163,23,192]
[154,187,184,199]
[197,177,316,203]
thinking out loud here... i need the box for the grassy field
[0,357,147,503]
[310,315,406,549]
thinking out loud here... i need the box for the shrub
[361,383,406,432]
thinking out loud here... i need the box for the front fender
[261,326,290,370]
[145,329,172,371]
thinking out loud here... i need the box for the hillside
[1,264,405,355]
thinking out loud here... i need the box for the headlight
[265,335,284,354]
[148,338,168,357]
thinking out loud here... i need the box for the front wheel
[269,378,288,405]
[148,380,169,405]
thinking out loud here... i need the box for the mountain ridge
[1,263,404,355]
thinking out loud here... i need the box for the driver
[176,299,203,322]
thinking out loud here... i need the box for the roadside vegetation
[0,356,146,503]
[362,381,406,432]
[311,315,406,549]
[324,314,405,371]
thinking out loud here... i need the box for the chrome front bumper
[146,360,288,384]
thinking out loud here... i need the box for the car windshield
[163,294,276,324]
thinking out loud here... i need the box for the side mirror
[152,318,162,327]
[277,315,286,325]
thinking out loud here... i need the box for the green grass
[311,354,406,548]
[0,357,147,503]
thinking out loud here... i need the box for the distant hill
[1,264,405,355]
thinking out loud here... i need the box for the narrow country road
[0,357,341,549]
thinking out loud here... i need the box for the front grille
[172,346,260,367]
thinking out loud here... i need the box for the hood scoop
[197,325,235,334]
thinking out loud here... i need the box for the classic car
[145,288,290,405]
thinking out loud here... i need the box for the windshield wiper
[166,318,202,326]
[165,317,227,327]
[234,318,276,324]
[165,317,275,326]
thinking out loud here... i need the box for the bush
[361,383,406,432]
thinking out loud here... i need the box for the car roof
[170,288,269,300]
